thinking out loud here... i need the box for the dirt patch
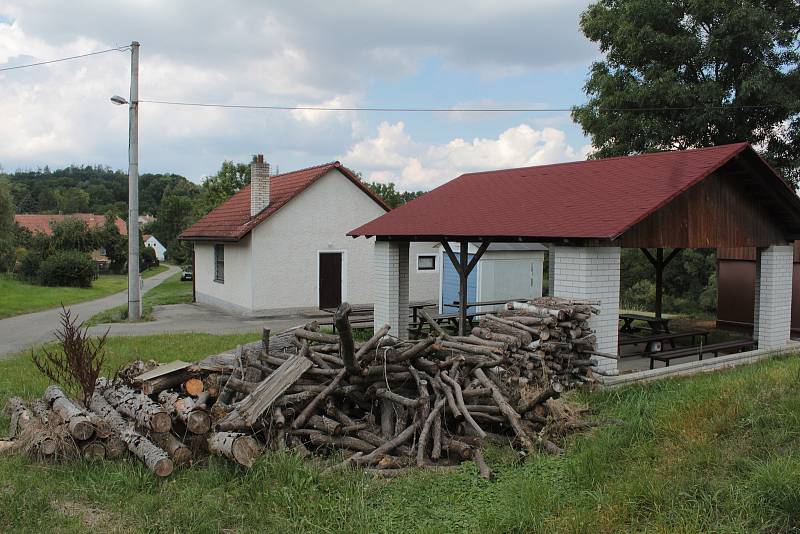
[54,500,124,531]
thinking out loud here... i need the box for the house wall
[194,236,254,314]
[249,169,386,312]
[145,238,166,261]
[409,242,440,303]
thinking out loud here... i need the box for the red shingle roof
[15,213,127,236]
[180,162,389,241]
[349,143,792,240]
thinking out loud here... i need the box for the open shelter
[349,142,800,375]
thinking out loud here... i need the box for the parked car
[180,265,193,281]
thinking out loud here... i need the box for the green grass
[86,272,192,325]
[0,266,169,320]
[0,274,126,319]
[1,333,800,532]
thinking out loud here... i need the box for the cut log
[183,378,205,397]
[101,383,172,433]
[149,432,192,466]
[208,432,260,468]
[43,385,94,440]
[473,448,493,480]
[89,393,173,477]
[157,391,211,434]
[103,436,127,459]
[80,440,106,461]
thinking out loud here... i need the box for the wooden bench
[619,330,709,356]
[619,313,672,334]
[648,339,755,369]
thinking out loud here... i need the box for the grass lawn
[0,265,169,320]
[86,272,192,325]
[1,333,800,532]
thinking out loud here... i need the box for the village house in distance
[14,213,127,270]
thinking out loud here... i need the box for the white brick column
[755,245,793,349]
[547,244,556,296]
[552,245,621,374]
[373,240,410,339]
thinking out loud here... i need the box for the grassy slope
[86,272,192,325]
[1,335,799,532]
[0,265,169,320]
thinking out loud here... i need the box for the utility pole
[127,41,140,320]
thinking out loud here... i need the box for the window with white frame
[214,244,225,282]
[417,254,436,271]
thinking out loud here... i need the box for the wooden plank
[230,352,313,426]
[133,361,191,382]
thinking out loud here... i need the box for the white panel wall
[552,246,621,374]
[194,236,253,314]
[409,241,440,303]
[373,240,410,338]
[755,244,793,349]
[249,170,386,312]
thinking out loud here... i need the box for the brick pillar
[373,240,409,339]
[552,245,621,374]
[755,245,793,349]
[547,244,556,296]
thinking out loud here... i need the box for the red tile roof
[349,143,794,240]
[15,213,127,236]
[180,162,389,241]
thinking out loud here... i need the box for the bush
[39,250,96,288]
[0,238,14,273]
[141,246,158,270]
[17,250,43,282]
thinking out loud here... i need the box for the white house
[143,234,166,261]
[180,156,390,315]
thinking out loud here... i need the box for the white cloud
[342,121,591,190]
[0,1,596,178]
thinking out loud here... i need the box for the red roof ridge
[349,142,796,241]
[180,160,388,241]
[457,141,750,179]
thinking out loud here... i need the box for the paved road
[0,265,180,358]
[85,303,305,339]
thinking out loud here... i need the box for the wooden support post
[459,241,469,336]
[640,247,683,320]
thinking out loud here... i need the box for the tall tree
[0,178,16,271]
[366,181,425,208]
[197,160,251,215]
[572,0,800,185]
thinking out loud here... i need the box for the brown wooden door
[319,252,342,309]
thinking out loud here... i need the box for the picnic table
[618,329,709,358]
[318,304,374,333]
[619,312,671,334]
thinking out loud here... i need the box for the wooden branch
[335,303,360,374]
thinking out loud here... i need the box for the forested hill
[4,165,199,217]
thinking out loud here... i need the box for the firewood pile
[2,297,603,478]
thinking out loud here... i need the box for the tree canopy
[366,182,424,208]
[572,0,800,185]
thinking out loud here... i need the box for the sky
[0,0,601,191]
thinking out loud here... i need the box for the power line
[0,46,131,72]
[138,99,797,113]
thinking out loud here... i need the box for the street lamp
[111,41,141,320]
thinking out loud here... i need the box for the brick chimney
[250,154,271,217]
